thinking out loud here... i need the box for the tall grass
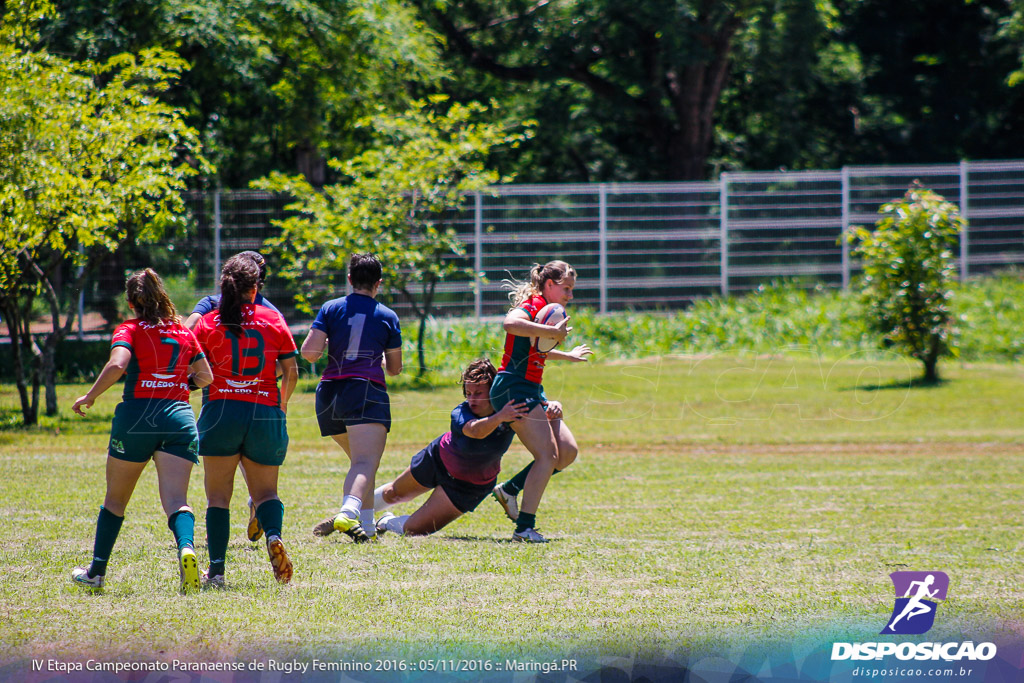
[405,274,1024,381]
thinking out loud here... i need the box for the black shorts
[409,437,496,514]
[315,378,391,436]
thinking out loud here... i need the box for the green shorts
[197,400,289,466]
[109,399,199,464]
[489,371,548,413]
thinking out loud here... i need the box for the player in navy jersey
[489,261,591,543]
[372,359,565,536]
[70,269,213,592]
[304,254,403,542]
[194,255,299,585]
[184,251,279,328]
[184,250,278,544]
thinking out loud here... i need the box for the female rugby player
[71,269,213,591]
[489,261,591,543]
[193,255,299,585]
[304,254,403,542]
[373,359,568,536]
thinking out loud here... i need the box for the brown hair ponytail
[125,269,178,324]
[218,254,261,337]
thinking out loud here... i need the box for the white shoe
[512,527,548,544]
[375,512,396,535]
[71,566,104,588]
[492,484,519,521]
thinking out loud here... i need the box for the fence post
[213,189,222,290]
[720,173,729,296]
[474,191,483,318]
[598,184,608,314]
[841,166,851,289]
[77,242,85,341]
[959,160,970,281]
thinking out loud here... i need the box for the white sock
[384,515,409,535]
[340,495,361,519]
[360,508,376,538]
[373,485,393,511]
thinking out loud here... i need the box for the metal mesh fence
[87,159,1024,328]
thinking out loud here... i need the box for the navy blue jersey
[311,293,401,386]
[192,293,279,317]
[438,401,515,485]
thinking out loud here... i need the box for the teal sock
[503,465,561,496]
[516,512,537,534]
[256,499,284,539]
[167,509,195,551]
[88,506,124,577]
[206,507,229,577]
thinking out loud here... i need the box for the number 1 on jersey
[345,313,366,361]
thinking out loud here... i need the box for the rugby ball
[532,303,567,353]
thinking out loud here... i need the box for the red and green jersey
[498,295,550,384]
[194,304,298,407]
[111,319,205,402]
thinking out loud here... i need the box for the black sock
[256,499,284,540]
[503,465,561,496]
[516,512,537,533]
[206,507,230,577]
[88,507,124,577]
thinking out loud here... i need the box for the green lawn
[1,356,1022,675]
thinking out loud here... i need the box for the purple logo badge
[882,571,949,635]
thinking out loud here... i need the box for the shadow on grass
[440,534,560,544]
[839,376,949,392]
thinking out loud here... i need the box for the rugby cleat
[375,512,396,536]
[312,513,339,537]
[178,546,201,593]
[333,513,371,543]
[201,570,226,589]
[246,497,263,542]
[512,527,548,544]
[266,535,293,584]
[491,484,519,522]
[71,566,104,589]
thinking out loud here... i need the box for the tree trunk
[416,278,438,379]
[2,302,36,426]
[922,336,942,384]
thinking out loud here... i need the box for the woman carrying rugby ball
[489,260,592,543]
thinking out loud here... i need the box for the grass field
[1,355,1023,677]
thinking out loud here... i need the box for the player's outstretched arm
[546,344,592,362]
[72,346,132,416]
[463,399,528,439]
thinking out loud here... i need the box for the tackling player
[373,359,567,536]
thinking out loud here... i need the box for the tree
[0,0,207,424]
[43,0,444,187]
[257,97,532,376]
[847,184,964,384]
[412,0,772,181]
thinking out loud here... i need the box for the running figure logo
[882,571,949,635]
